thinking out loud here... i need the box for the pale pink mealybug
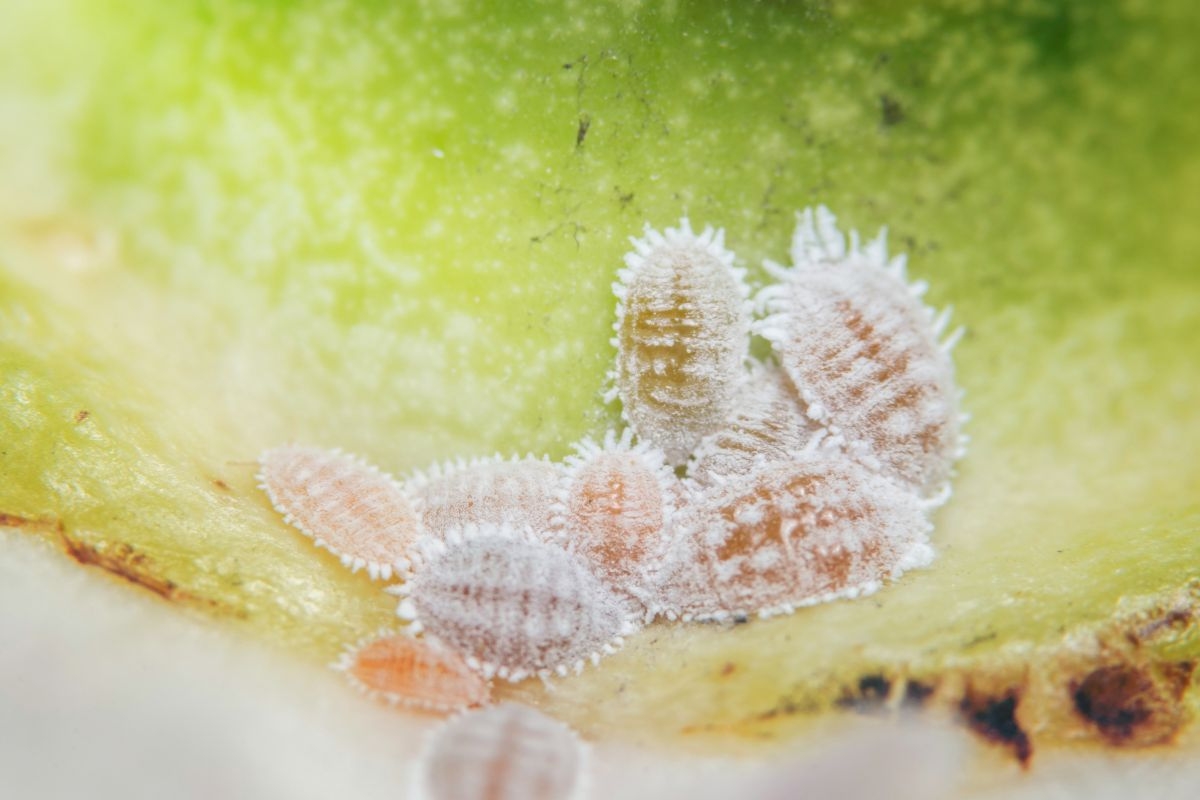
[654,446,933,621]
[553,429,678,601]
[411,455,564,542]
[755,206,965,500]
[392,525,636,681]
[422,703,584,800]
[258,445,419,580]
[686,361,823,487]
[609,219,752,466]
[333,632,490,713]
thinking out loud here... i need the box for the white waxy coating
[610,219,752,466]
[257,445,419,580]
[756,206,963,499]
[423,703,584,800]
[655,448,933,621]
[555,429,678,600]
[395,526,635,681]
[412,456,564,542]
[687,361,823,487]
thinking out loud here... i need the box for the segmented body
[334,633,489,713]
[687,362,822,487]
[396,527,634,681]
[611,220,751,466]
[556,430,677,600]
[756,207,962,499]
[423,703,584,800]
[257,445,419,580]
[414,456,563,540]
[655,452,932,621]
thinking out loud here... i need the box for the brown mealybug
[422,703,584,800]
[654,445,933,622]
[258,445,420,580]
[755,206,965,501]
[609,219,753,466]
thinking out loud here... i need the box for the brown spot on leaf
[212,478,231,491]
[879,93,906,127]
[0,511,61,532]
[960,689,1032,766]
[52,527,235,615]
[719,662,737,677]
[902,679,936,707]
[836,673,892,712]
[1071,661,1194,746]
[74,410,90,423]
[576,113,591,148]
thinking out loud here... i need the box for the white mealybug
[333,631,490,713]
[755,206,965,500]
[609,219,752,466]
[553,429,678,602]
[654,446,933,622]
[422,703,585,800]
[686,361,824,487]
[258,445,420,580]
[411,455,564,541]
[392,525,637,682]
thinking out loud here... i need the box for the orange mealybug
[258,445,420,580]
[333,631,489,713]
[554,429,678,604]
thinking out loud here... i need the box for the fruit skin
[0,0,1199,773]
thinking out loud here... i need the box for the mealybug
[655,449,933,621]
[610,219,752,466]
[687,361,822,487]
[333,632,489,713]
[554,429,678,601]
[258,445,419,580]
[755,206,964,499]
[412,455,564,541]
[392,525,636,681]
[422,703,584,800]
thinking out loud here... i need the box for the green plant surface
[2,0,1198,756]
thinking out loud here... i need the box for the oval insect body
[334,632,489,713]
[556,429,677,600]
[423,703,584,800]
[611,219,752,466]
[257,445,419,580]
[413,456,564,541]
[396,526,635,681]
[755,206,963,499]
[687,361,823,487]
[655,451,933,621]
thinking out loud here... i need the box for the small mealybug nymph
[333,631,490,713]
[258,445,420,580]
[422,703,584,800]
